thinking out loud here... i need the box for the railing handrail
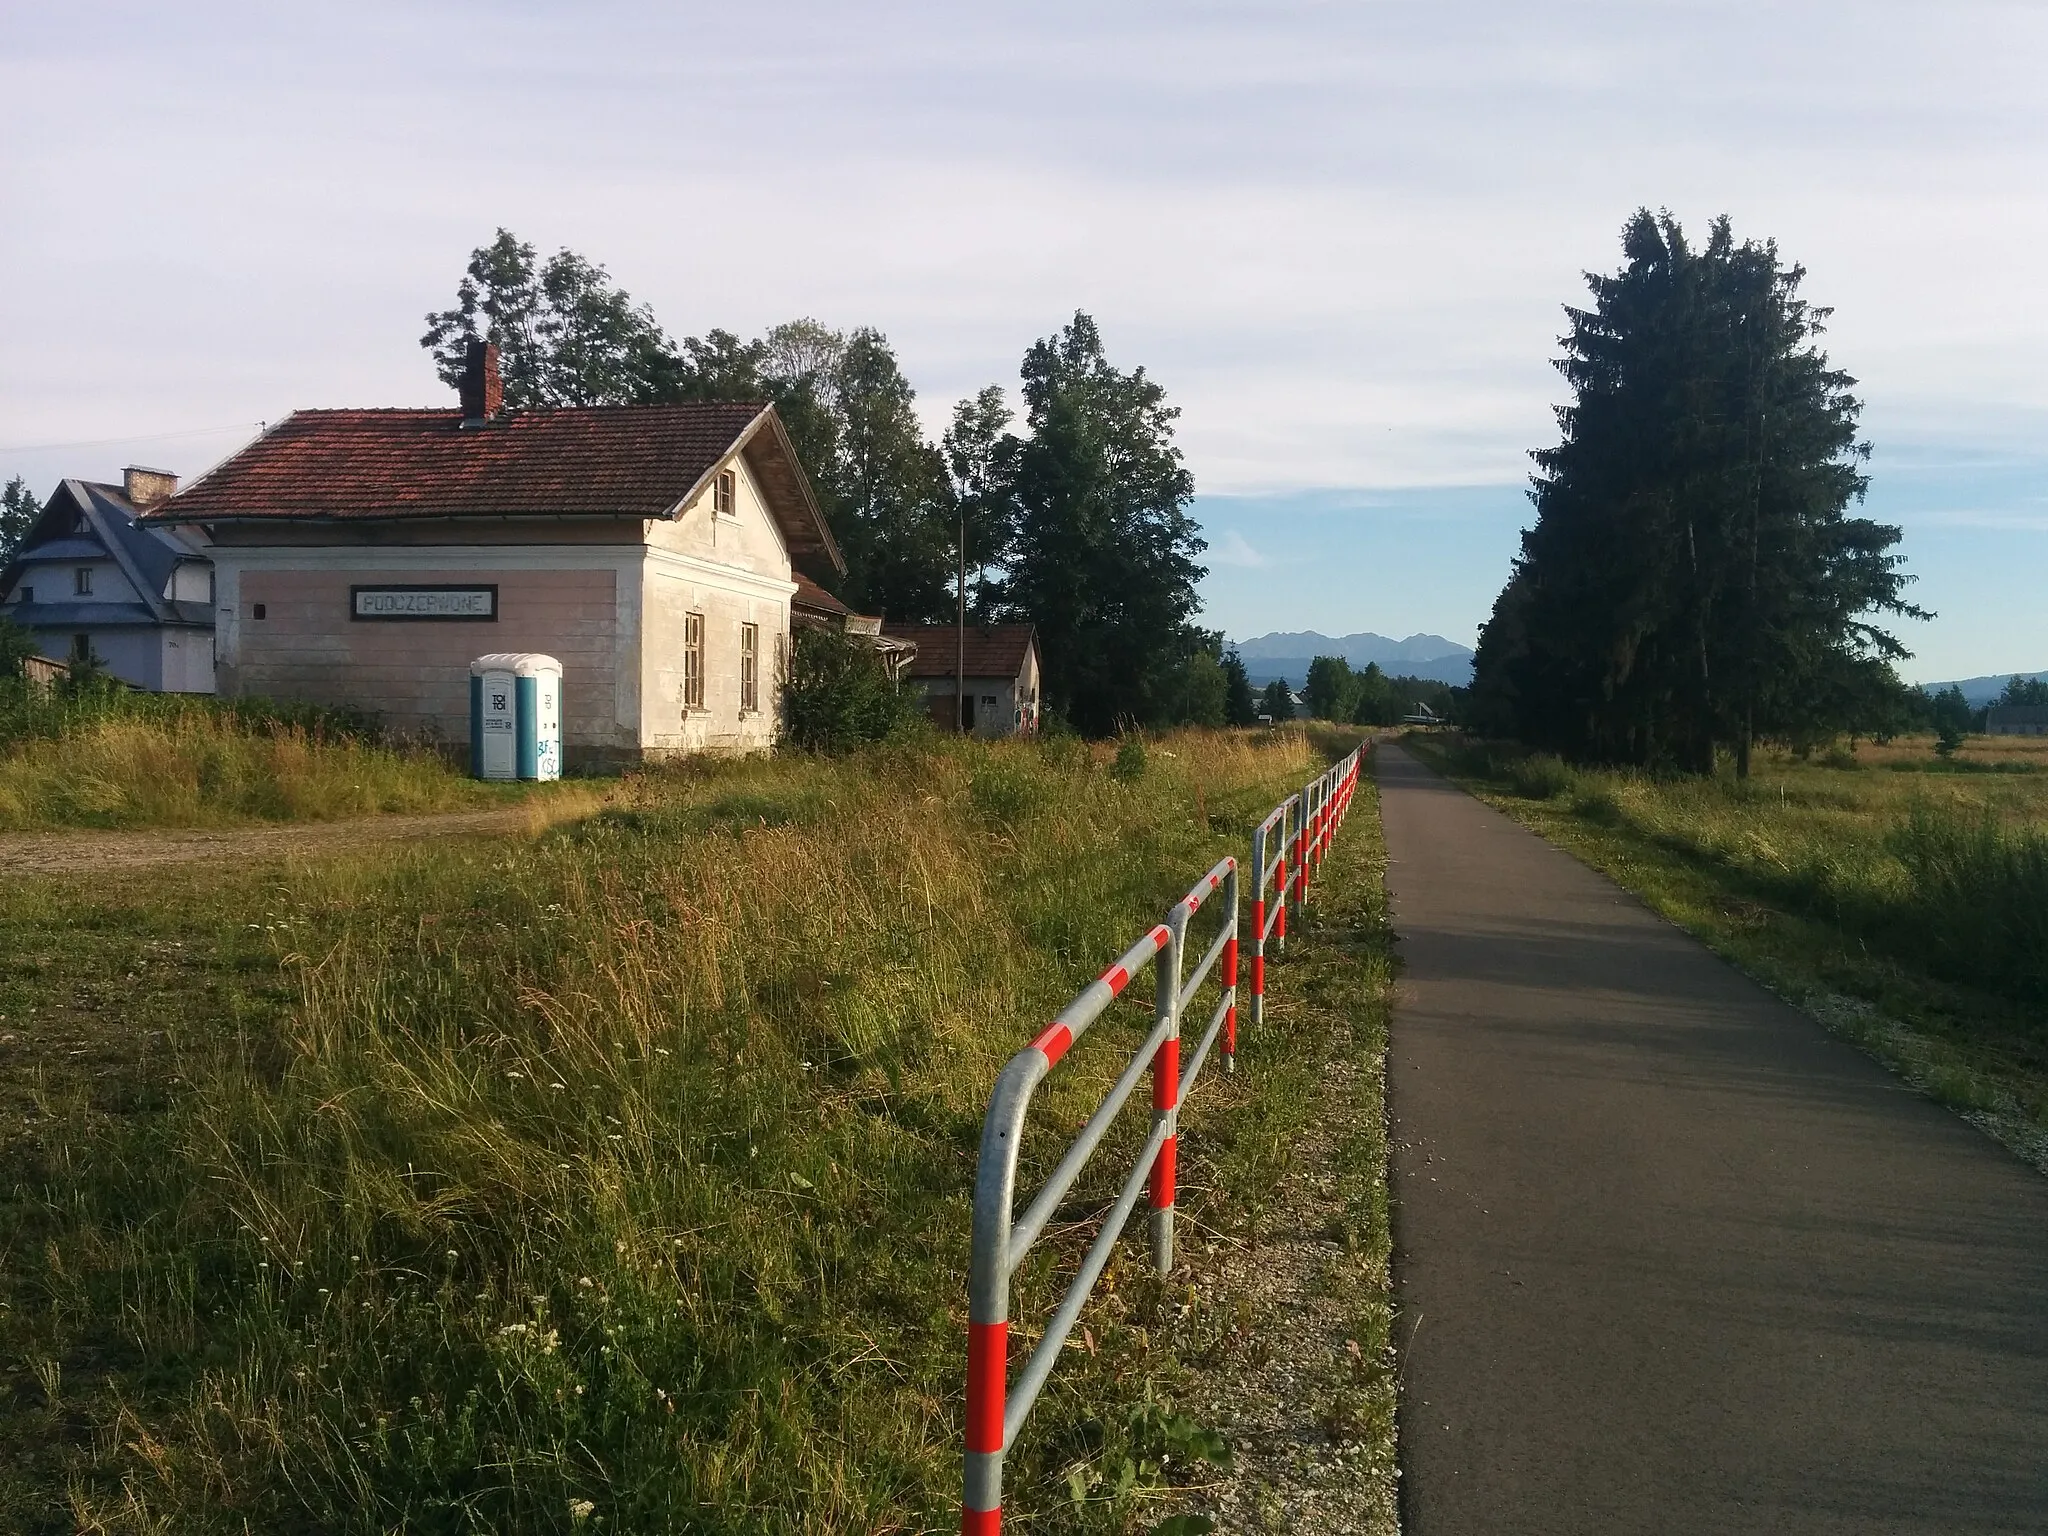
[962,740,1371,1534]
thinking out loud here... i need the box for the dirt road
[1378,744,2048,1533]
[0,807,537,875]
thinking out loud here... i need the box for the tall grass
[0,681,487,829]
[1887,805,2048,1002]
[8,728,1323,1533]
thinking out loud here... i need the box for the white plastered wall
[640,452,796,755]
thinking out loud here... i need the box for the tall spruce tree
[999,313,1205,735]
[1472,210,1924,772]
[1222,648,1259,726]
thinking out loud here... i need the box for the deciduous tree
[1303,655,1358,722]
[942,385,1017,623]
[998,313,1205,735]
[421,230,675,407]
[1,476,39,566]
[831,329,953,621]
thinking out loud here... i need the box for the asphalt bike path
[1378,743,2048,1533]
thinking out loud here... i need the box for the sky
[3,1,2044,682]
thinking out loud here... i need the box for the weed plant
[4,727,1332,1534]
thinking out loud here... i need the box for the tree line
[1292,657,1459,725]
[1471,211,1926,774]
[421,231,1215,736]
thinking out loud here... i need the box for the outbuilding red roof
[791,571,850,617]
[882,623,1038,681]
[145,403,844,572]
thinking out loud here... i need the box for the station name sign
[350,584,498,621]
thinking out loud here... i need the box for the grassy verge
[1405,732,2048,1173]
[0,681,514,830]
[0,726,1387,1535]
[1174,757,1397,1533]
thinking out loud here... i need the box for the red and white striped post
[1249,797,1292,1036]
[1275,843,1289,948]
[1222,925,1239,1070]
[961,920,1177,1535]
[1148,967,1179,1273]
[962,1300,1006,1535]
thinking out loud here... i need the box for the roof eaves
[144,415,290,525]
[742,407,846,577]
[656,404,772,527]
[164,509,648,526]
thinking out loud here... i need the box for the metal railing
[963,856,1238,1534]
[1248,795,1298,1036]
[960,739,1370,1534]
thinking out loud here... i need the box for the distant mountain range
[1231,630,1474,688]
[1920,670,2048,708]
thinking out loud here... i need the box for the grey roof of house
[13,536,106,563]
[2,480,210,629]
[8,600,211,629]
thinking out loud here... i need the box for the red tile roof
[882,623,1038,681]
[791,571,850,616]
[145,403,844,571]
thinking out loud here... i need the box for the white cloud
[1209,529,1274,569]
[3,1,2045,668]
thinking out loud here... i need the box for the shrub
[0,615,37,679]
[1507,753,1575,801]
[780,626,922,753]
[1112,733,1149,781]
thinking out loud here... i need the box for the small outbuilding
[1986,704,2048,737]
[144,343,844,765]
[881,623,1041,736]
[0,469,216,691]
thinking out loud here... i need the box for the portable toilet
[469,654,563,781]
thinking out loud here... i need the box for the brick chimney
[123,465,178,510]
[458,339,503,424]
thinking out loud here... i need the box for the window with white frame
[714,469,737,518]
[683,612,705,710]
[75,567,93,596]
[739,622,759,712]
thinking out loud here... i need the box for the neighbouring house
[790,572,918,682]
[142,342,844,764]
[1986,704,2048,737]
[881,622,1041,737]
[0,468,216,691]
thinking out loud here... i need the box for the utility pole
[957,502,968,734]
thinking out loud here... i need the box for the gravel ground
[1178,1047,1399,1534]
